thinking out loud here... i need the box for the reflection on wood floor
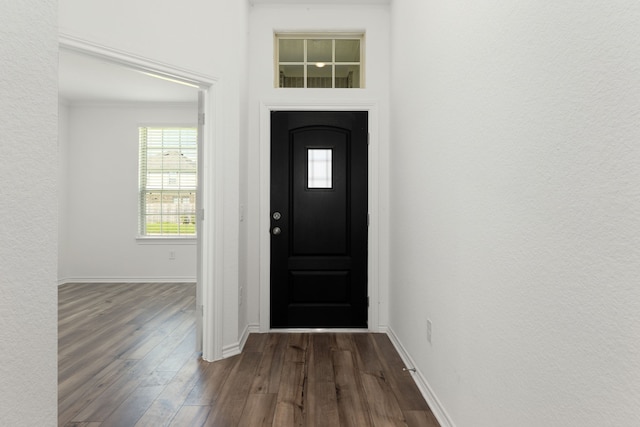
[59,282,440,426]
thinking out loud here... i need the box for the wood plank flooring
[59,282,440,426]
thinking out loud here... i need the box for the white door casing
[258,101,382,332]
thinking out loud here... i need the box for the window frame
[275,32,365,89]
[138,125,198,240]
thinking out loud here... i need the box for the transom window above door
[275,33,364,88]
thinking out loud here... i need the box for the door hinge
[367,133,370,145]
[198,113,205,125]
[367,296,370,307]
[367,213,370,227]
[199,208,205,221]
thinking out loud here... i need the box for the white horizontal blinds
[139,127,197,236]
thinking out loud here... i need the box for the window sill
[136,236,197,245]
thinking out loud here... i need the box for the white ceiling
[58,49,199,104]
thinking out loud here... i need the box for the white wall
[389,1,640,426]
[246,2,391,330]
[0,1,58,424]
[59,102,198,283]
[60,0,249,352]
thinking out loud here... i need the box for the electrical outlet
[427,319,432,344]
[239,286,243,305]
[169,251,175,260]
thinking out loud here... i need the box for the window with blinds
[139,127,197,236]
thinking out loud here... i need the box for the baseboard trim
[222,324,260,359]
[238,324,252,354]
[384,327,455,427]
[58,277,196,285]
[222,342,242,359]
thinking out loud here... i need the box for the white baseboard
[58,276,196,285]
[384,327,455,427]
[222,324,260,359]
[237,324,252,354]
[222,342,242,359]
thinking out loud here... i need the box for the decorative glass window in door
[308,149,333,189]
[276,33,364,88]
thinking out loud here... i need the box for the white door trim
[259,101,381,332]
[59,33,224,361]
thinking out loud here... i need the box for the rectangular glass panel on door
[307,149,332,189]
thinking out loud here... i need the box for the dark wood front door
[270,111,368,328]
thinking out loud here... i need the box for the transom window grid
[276,34,364,89]
[139,127,197,237]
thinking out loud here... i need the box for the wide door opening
[270,111,368,328]
[58,41,215,356]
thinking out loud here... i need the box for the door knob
[272,227,282,235]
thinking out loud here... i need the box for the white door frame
[259,101,381,332]
[59,34,224,361]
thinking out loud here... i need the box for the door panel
[290,271,350,303]
[271,111,368,328]
[292,128,348,255]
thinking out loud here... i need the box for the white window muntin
[275,33,364,88]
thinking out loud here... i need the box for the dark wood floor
[59,282,439,426]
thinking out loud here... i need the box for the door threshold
[268,328,371,333]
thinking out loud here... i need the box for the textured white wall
[390,1,640,426]
[0,0,58,424]
[59,103,198,283]
[246,3,391,329]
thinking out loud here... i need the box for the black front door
[270,111,368,328]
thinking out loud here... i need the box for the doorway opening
[259,102,382,332]
[58,35,220,359]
